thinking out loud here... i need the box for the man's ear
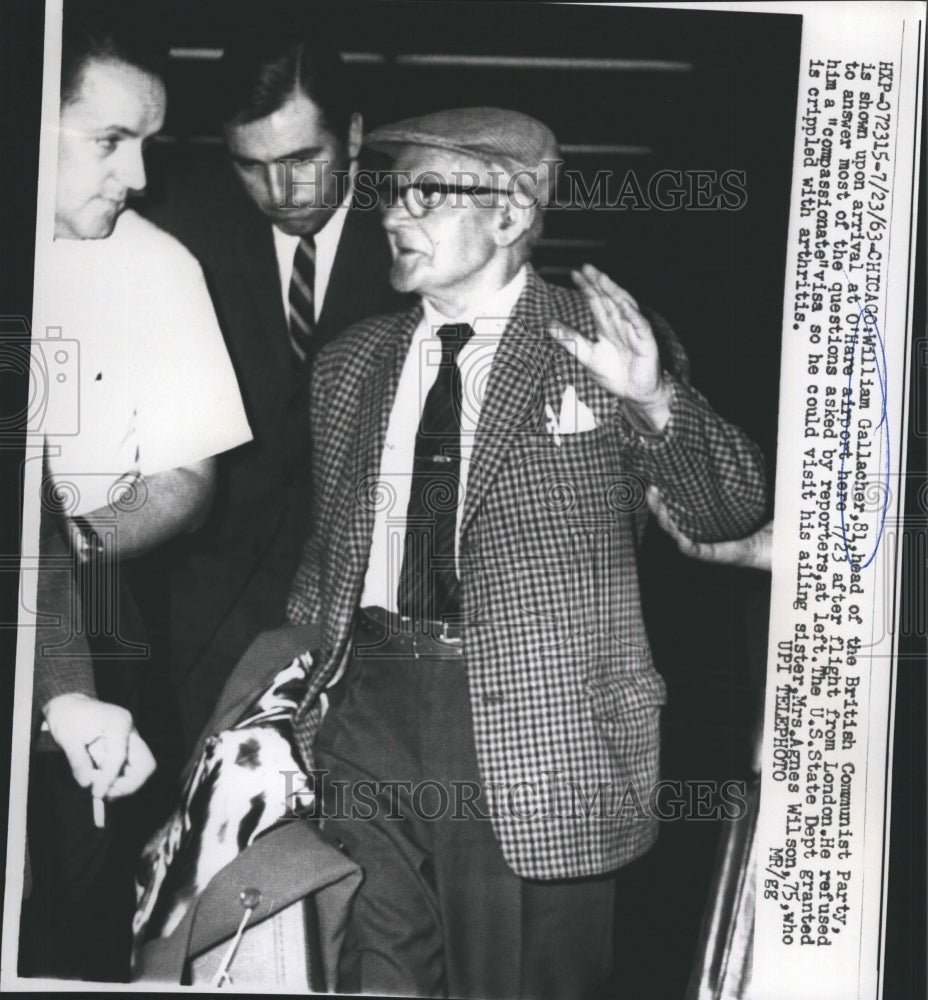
[493,200,534,248]
[347,112,363,160]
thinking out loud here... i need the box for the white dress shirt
[272,170,354,325]
[360,265,528,612]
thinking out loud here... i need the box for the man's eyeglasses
[376,179,503,217]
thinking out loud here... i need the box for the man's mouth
[394,241,425,258]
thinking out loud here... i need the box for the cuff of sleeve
[614,374,680,449]
[32,665,97,739]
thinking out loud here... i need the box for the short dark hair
[217,26,354,142]
[61,0,168,107]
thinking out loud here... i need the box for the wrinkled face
[55,59,166,239]
[225,90,361,236]
[382,147,502,307]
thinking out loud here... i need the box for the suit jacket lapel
[317,201,392,342]
[346,305,423,582]
[460,268,552,541]
[239,207,293,379]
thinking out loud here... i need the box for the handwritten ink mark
[838,268,890,571]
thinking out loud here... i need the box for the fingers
[649,487,774,570]
[721,523,773,571]
[106,729,157,799]
[574,265,643,328]
[753,522,774,571]
[646,487,698,554]
[570,266,657,368]
[545,320,597,369]
[583,264,641,312]
[648,486,725,561]
[646,487,680,539]
[58,734,96,789]
[43,693,135,797]
[680,529,773,569]
[688,538,744,565]
[583,267,637,338]
[550,265,663,404]
[564,271,609,347]
[89,724,133,800]
[571,269,611,340]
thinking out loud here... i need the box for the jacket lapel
[317,201,397,342]
[459,268,553,541]
[232,195,293,380]
[344,305,423,597]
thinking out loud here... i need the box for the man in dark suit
[141,29,408,748]
[285,107,768,998]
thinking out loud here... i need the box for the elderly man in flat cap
[285,107,767,998]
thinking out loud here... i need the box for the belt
[353,606,466,658]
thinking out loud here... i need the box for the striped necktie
[397,322,475,622]
[288,236,316,361]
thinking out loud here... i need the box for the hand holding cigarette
[42,693,157,823]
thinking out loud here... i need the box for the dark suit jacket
[286,265,768,880]
[138,150,409,702]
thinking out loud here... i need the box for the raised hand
[546,264,672,430]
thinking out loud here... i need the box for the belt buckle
[437,621,462,646]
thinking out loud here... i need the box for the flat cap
[365,107,561,206]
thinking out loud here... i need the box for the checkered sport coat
[287,265,766,880]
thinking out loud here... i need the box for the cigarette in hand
[86,738,106,828]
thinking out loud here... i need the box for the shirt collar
[271,161,356,248]
[313,162,356,259]
[420,265,527,340]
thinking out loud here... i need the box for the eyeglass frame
[376,176,506,217]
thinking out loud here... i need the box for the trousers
[314,611,616,999]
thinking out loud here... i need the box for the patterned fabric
[286,265,767,879]
[397,322,475,619]
[288,236,316,361]
[131,655,315,960]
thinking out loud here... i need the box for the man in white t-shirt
[22,5,251,981]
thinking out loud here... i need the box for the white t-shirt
[39,209,252,515]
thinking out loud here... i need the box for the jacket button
[240,887,262,910]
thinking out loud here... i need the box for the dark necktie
[397,322,475,622]
[288,236,316,361]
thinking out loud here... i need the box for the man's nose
[381,197,413,231]
[115,140,147,193]
[266,162,289,207]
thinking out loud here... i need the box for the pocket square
[558,385,598,434]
